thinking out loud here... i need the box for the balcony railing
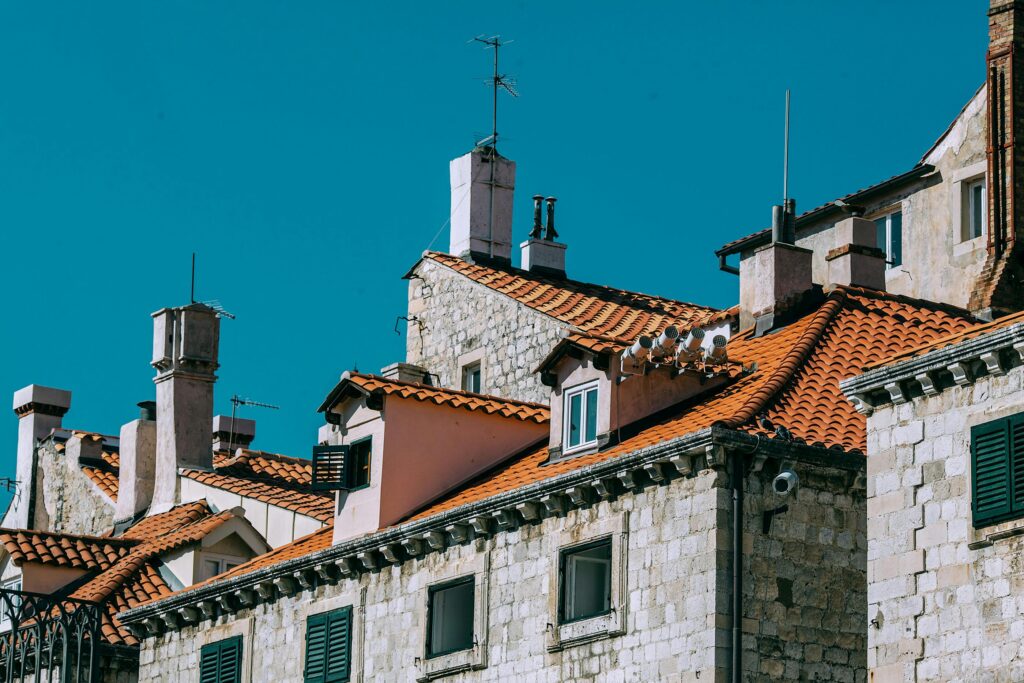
[0,589,101,683]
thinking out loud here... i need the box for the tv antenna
[226,395,280,454]
[190,253,196,304]
[783,89,791,205]
[201,299,236,320]
[471,35,518,150]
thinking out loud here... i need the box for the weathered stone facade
[851,335,1024,680]
[35,440,114,537]
[405,257,567,404]
[136,453,865,683]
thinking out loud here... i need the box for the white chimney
[212,415,256,452]
[380,362,431,384]
[115,402,157,522]
[5,385,71,530]
[826,217,887,290]
[449,146,516,264]
[149,303,220,515]
[521,195,567,277]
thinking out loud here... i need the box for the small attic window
[462,361,482,393]
[563,381,599,454]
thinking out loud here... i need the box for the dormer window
[198,553,244,582]
[563,381,599,454]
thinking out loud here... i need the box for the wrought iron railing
[0,589,101,683]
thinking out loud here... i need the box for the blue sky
[0,1,988,482]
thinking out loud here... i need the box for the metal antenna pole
[783,90,791,204]
[226,395,280,454]
[190,253,196,304]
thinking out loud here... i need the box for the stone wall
[138,455,866,682]
[866,363,1024,681]
[405,257,567,404]
[34,441,115,536]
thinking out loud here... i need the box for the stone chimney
[521,195,567,277]
[971,0,1024,317]
[149,303,220,515]
[115,402,157,522]
[5,385,71,529]
[825,217,887,290]
[449,146,516,265]
[739,204,813,332]
[380,362,431,384]
[212,415,255,452]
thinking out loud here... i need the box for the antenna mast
[783,89,791,205]
[190,253,196,304]
[472,35,518,259]
[226,395,280,454]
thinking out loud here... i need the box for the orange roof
[0,529,134,570]
[406,287,975,520]
[324,373,550,424]
[419,251,726,341]
[866,307,1024,370]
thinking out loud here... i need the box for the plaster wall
[20,562,88,594]
[865,362,1024,681]
[35,441,115,536]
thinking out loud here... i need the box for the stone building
[7,2,1024,682]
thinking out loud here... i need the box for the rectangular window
[304,606,352,683]
[563,382,599,453]
[426,577,475,658]
[198,553,247,582]
[874,210,903,268]
[972,413,1024,527]
[558,538,612,624]
[200,635,243,683]
[462,362,482,394]
[346,438,371,490]
[967,178,986,240]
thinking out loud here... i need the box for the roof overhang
[715,164,936,258]
[317,371,381,415]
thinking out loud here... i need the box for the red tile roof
[323,372,550,424]
[419,251,727,342]
[0,529,135,571]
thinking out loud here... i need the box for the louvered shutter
[305,612,328,683]
[972,417,1011,526]
[200,643,221,683]
[325,607,352,682]
[200,636,243,683]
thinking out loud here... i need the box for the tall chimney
[739,205,813,333]
[149,303,220,515]
[5,385,71,529]
[115,402,157,522]
[449,146,516,264]
[971,1,1024,317]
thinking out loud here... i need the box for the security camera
[772,469,799,497]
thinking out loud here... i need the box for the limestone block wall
[405,258,567,404]
[34,441,115,536]
[866,365,1024,681]
[742,463,867,683]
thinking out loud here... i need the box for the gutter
[120,426,863,629]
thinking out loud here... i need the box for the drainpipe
[730,448,744,683]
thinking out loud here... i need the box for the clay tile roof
[419,251,724,341]
[405,287,976,520]
[866,307,1024,370]
[0,529,135,570]
[332,373,550,424]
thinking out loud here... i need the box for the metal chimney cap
[137,401,157,421]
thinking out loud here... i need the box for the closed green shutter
[200,636,243,683]
[973,417,1012,526]
[305,607,352,683]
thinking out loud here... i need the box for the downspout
[718,253,739,275]
[730,447,744,683]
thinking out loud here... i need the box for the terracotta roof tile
[339,373,550,424]
[421,251,724,341]
[866,308,1024,369]
[0,529,135,570]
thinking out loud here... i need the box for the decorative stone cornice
[119,425,863,633]
[840,321,1024,413]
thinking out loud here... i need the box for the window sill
[968,516,1024,549]
[416,646,485,681]
[546,611,623,652]
[953,234,986,258]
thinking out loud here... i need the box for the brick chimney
[520,195,567,277]
[825,217,887,290]
[449,146,516,265]
[115,402,157,522]
[4,385,71,529]
[149,303,220,515]
[739,204,813,332]
[971,0,1024,317]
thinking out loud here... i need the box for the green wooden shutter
[305,612,329,683]
[972,417,1011,526]
[200,636,243,683]
[325,607,352,682]
[1011,415,1024,513]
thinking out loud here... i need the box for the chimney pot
[448,148,516,264]
[137,401,156,422]
[544,197,559,241]
[530,195,543,239]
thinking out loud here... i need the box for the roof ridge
[421,251,719,314]
[714,290,848,429]
[835,284,977,320]
[0,527,139,546]
[348,372,551,409]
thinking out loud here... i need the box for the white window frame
[873,208,903,270]
[197,552,247,582]
[456,348,485,395]
[461,362,482,394]
[0,578,22,634]
[966,177,987,242]
[562,381,600,455]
